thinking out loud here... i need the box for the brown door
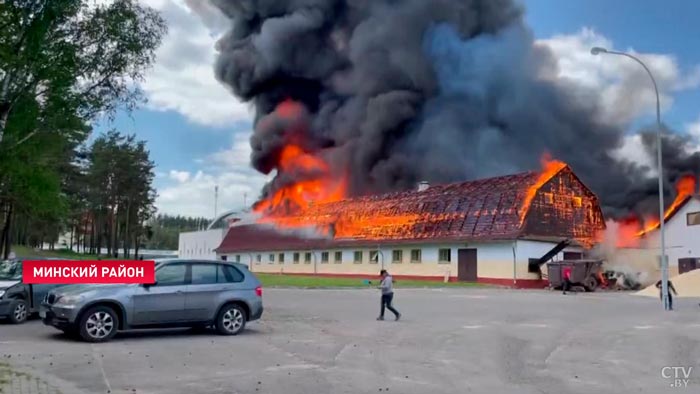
[457,249,478,281]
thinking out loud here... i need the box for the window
[219,265,244,283]
[269,254,275,262]
[572,196,582,208]
[293,252,300,264]
[438,248,451,263]
[392,250,403,263]
[304,252,312,264]
[369,251,379,264]
[155,264,186,286]
[221,255,228,261]
[191,264,218,285]
[321,252,329,263]
[687,212,700,226]
[354,251,363,264]
[279,253,285,264]
[256,254,261,263]
[334,251,342,264]
[410,249,422,263]
[544,192,554,204]
[235,255,241,263]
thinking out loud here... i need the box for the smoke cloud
[211,0,698,218]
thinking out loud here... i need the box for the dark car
[42,259,264,342]
[0,258,69,324]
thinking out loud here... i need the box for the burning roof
[217,163,606,253]
[612,175,699,248]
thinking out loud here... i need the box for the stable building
[215,165,606,287]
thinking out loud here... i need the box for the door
[185,263,226,321]
[185,264,246,321]
[678,258,698,275]
[457,249,478,281]
[132,263,188,325]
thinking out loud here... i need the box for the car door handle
[176,290,184,294]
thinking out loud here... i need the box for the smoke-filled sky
[95,0,700,218]
[209,0,699,218]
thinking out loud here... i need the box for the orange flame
[636,174,697,236]
[614,217,643,248]
[253,144,347,214]
[519,153,567,223]
[251,99,349,216]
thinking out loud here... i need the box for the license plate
[39,310,46,318]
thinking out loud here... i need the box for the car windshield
[0,260,22,281]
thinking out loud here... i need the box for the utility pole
[243,192,247,208]
[214,185,219,219]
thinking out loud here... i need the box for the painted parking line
[518,323,549,328]
[462,325,485,329]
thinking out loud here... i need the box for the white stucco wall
[218,239,579,281]
[178,229,226,260]
[615,197,700,280]
[645,198,700,267]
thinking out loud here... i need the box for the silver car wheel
[222,308,244,333]
[85,311,114,339]
[14,303,27,322]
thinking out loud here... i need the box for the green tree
[84,130,156,258]
[142,214,212,251]
[0,0,166,147]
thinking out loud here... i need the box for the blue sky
[523,0,700,128]
[99,0,700,217]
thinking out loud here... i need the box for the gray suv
[41,259,263,342]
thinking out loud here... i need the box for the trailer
[547,259,604,292]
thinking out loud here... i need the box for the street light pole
[591,47,669,310]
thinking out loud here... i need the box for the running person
[377,270,401,321]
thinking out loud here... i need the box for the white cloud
[537,28,700,126]
[687,116,700,140]
[169,170,190,183]
[155,131,270,217]
[139,0,252,126]
[611,134,655,177]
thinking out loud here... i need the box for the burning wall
[523,167,605,245]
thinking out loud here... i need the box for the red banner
[22,260,156,284]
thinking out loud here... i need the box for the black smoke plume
[211,0,699,218]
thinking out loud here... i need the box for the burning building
[602,176,700,283]
[200,0,700,286]
[215,163,605,286]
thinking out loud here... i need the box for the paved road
[1,288,699,394]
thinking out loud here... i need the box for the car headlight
[0,290,5,299]
[55,295,84,308]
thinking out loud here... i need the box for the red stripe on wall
[255,271,548,289]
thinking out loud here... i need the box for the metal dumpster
[547,259,604,292]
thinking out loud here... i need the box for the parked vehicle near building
[0,258,69,324]
[547,260,604,292]
[41,259,263,342]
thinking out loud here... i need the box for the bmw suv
[41,259,263,342]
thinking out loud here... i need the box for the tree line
[141,214,211,251]
[0,0,169,258]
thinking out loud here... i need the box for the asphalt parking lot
[1,288,699,394]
